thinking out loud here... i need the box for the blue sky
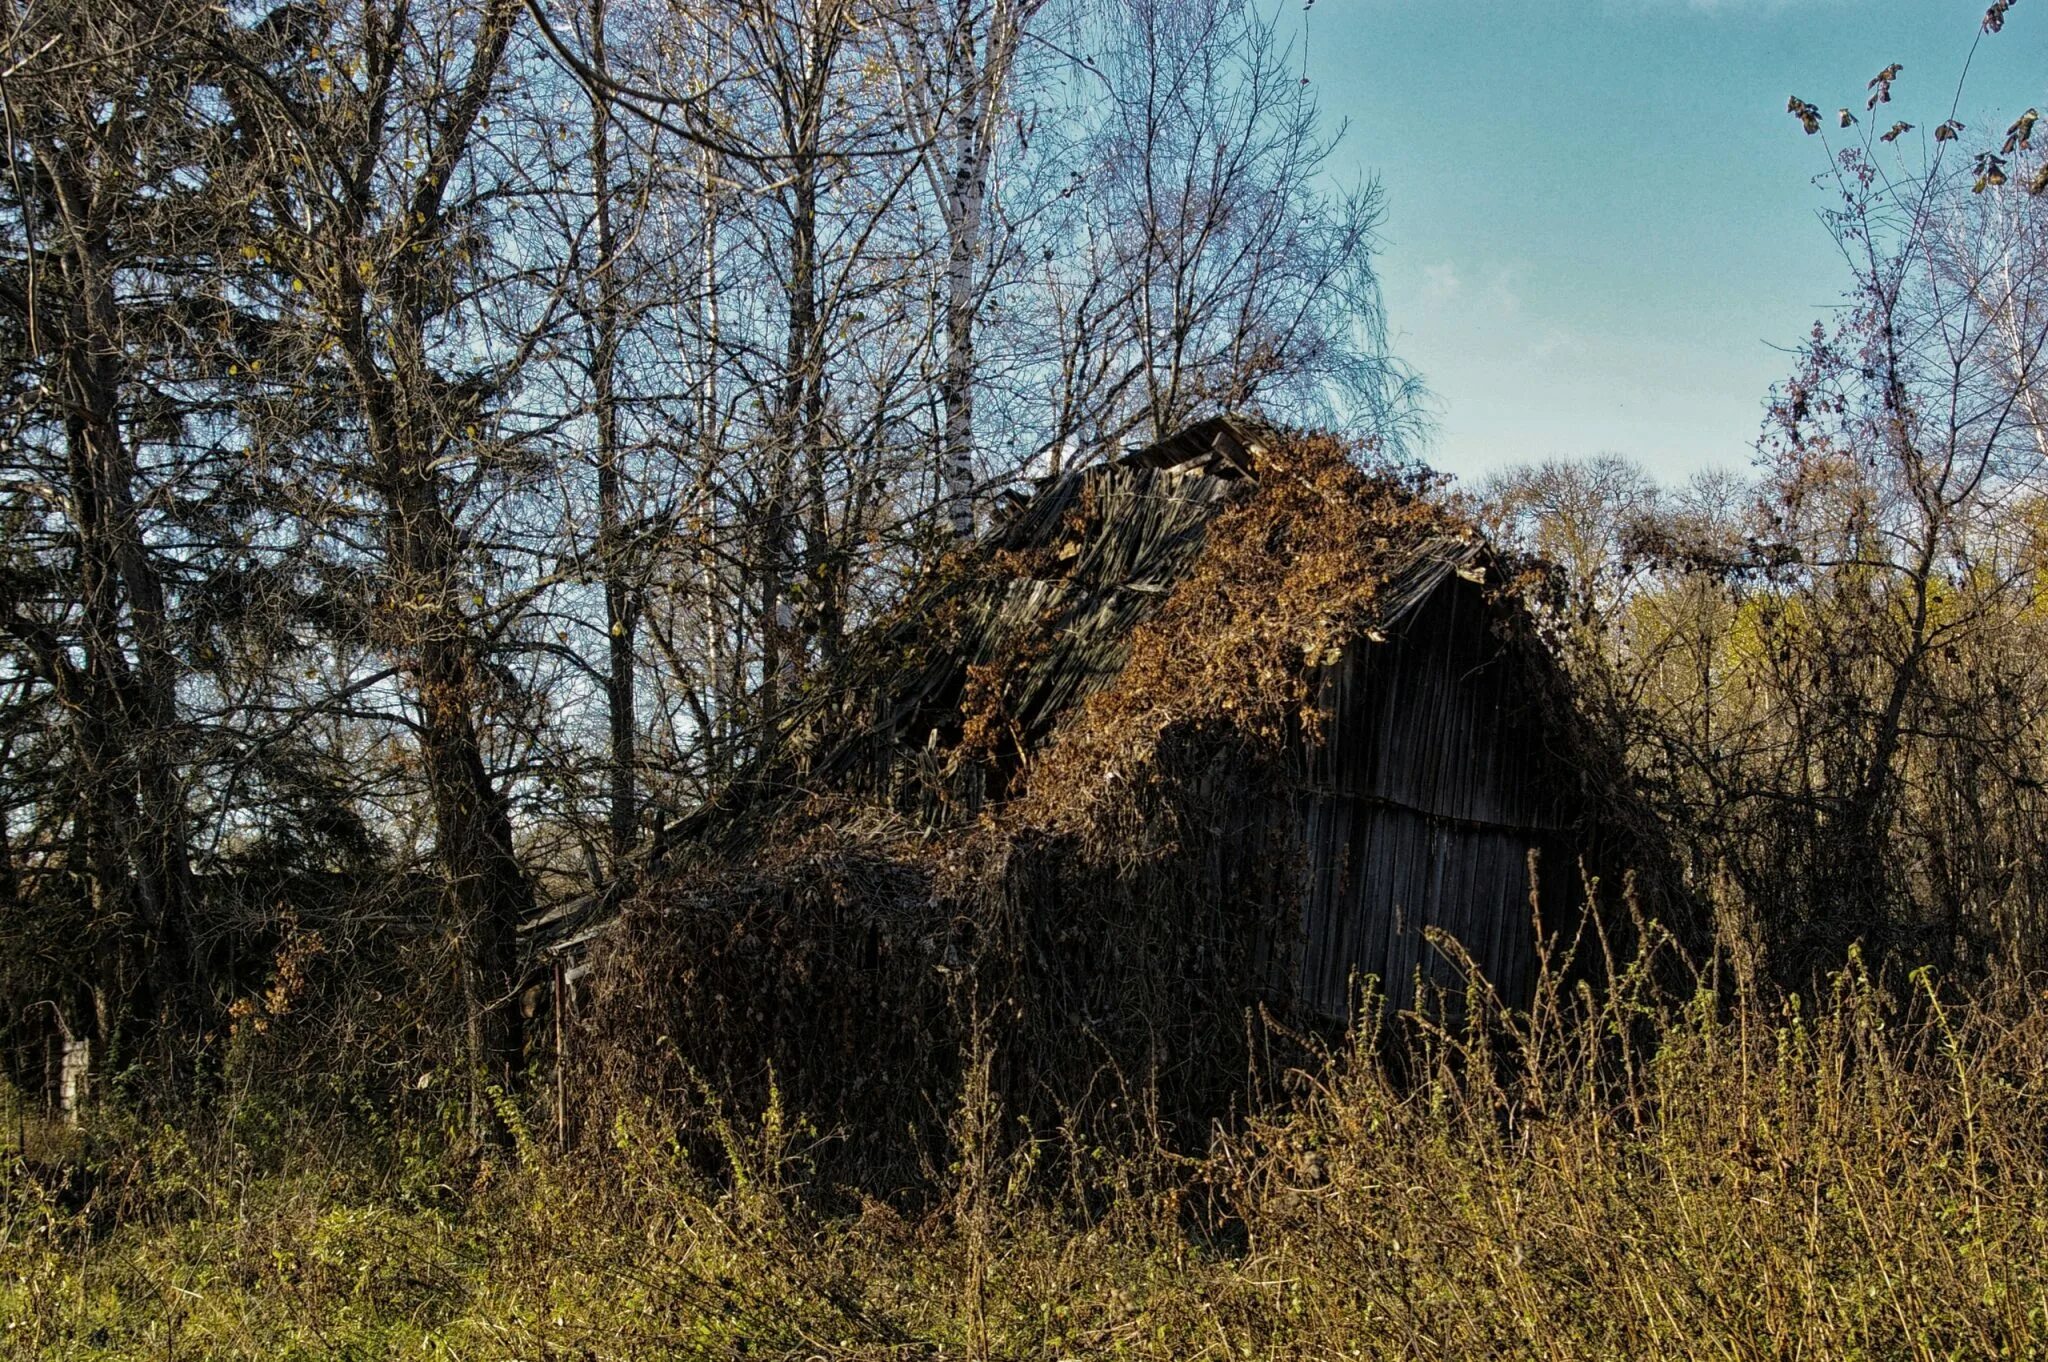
[1301,0,2045,484]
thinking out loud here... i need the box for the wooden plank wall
[1291,577,1578,1019]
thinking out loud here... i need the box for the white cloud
[1415,259,1524,312]
[1419,261,1463,302]
[1529,324,1581,360]
[1481,263,1525,317]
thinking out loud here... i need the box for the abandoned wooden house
[795,413,1600,1018]
[553,415,1626,1160]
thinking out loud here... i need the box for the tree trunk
[343,307,534,1097]
[930,0,1037,538]
[53,209,194,1058]
[589,0,637,874]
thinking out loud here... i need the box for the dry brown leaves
[1014,429,1464,831]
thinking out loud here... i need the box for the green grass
[8,956,2048,1359]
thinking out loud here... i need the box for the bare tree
[212,0,545,1095]
[1018,0,1418,457]
[585,0,639,873]
[892,0,1046,535]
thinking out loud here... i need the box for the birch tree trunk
[914,0,1041,538]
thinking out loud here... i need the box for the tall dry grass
[6,922,2047,1359]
